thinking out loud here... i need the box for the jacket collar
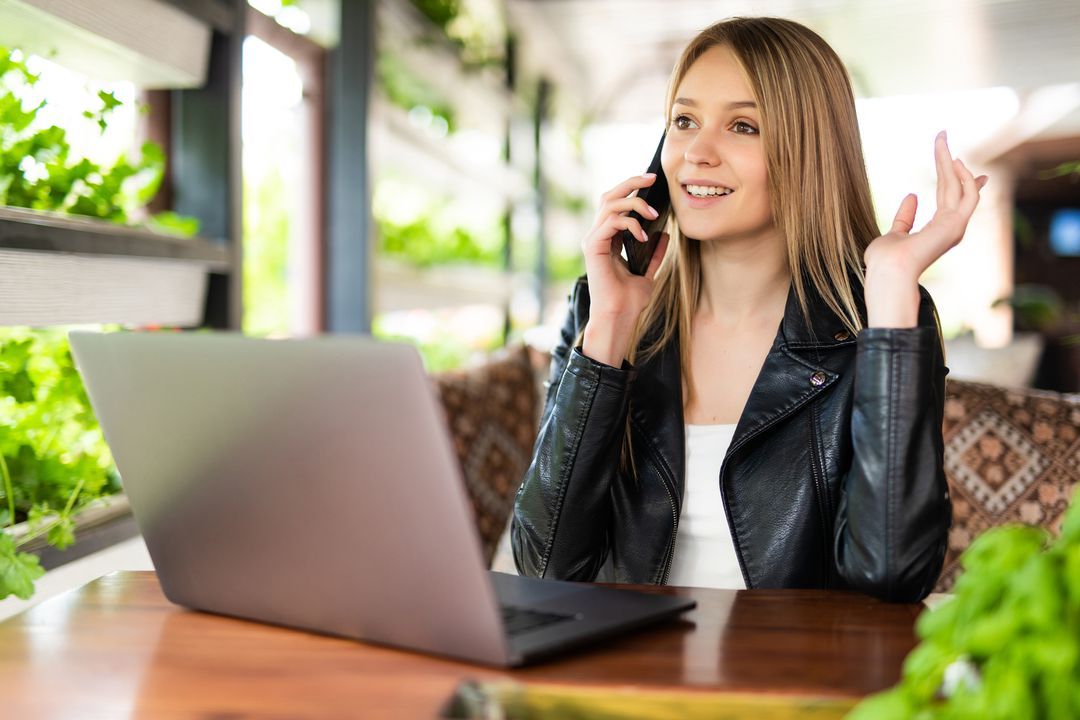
[779,276,865,349]
[630,277,863,483]
[734,279,864,455]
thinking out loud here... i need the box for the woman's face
[661,44,774,245]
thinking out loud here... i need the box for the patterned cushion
[937,378,1080,592]
[433,345,538,566]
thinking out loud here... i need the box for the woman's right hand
[580,173,670,367]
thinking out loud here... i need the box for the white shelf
[371,96,530,202]
[0,206,228,327]
[375,260,512,312]
[0,0,212,88]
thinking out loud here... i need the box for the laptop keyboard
[500,605,577,636]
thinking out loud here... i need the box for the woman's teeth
[685,184,733,198]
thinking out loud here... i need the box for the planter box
[375,260,515,312]
[0,206,229,326]
[7,493,138,572]
[0,0,211,88]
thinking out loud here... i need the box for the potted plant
[849,495,1080,718]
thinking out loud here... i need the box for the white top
[666,423,746,589]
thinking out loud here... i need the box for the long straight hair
[631,17,878,405]
[612,17,879,473]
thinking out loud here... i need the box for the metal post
[171,0,245,330]
[324,0,375,334]
[533,77,550,323]
[501,34,516,341]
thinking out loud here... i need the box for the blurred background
[0,0,1078,614]
[1,0,1078,382]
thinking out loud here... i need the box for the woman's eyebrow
[673,97,757,110]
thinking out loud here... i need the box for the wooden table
[0,571,923,718]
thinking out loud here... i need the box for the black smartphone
[621,134,671,276]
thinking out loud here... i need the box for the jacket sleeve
[511,278,636,580]
[833,286,952,602]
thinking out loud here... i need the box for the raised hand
[863,131,989,328]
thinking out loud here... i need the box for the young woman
[511,17,987,602]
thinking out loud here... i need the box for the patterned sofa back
[938,379,1080,592]
[432,345,538,566]
[431,349,1080,592]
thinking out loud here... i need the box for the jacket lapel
[728,282,858,456]
[625,278,861,489]
[629,333,685,500]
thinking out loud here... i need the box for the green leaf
[148,210,200,237]
[3,369,35,402]
[97,89,122,112]
[26,503,49,531]
[46,515,75,550]
[0,532,44,600]
[1059,493,1080,547]
[845,687,918,720]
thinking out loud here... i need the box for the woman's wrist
[582,316,637,367]
[864,264,920,329]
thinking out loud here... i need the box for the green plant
[0,46,196,234]
[994,285,1080,346]
[377,52,456,133]
[376,207,502,268]
[0,328,118,601]
[1037,161,1080,182]
[848,494,1080,719]
[409,0,504,70]
[243,162,291,337]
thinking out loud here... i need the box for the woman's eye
[672,115,695,130]
[733,120,759,135]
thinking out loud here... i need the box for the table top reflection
[0,571,922,718]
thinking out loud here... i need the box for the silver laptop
[68,331,695,666]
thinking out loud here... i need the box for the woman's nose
[684,130,722,167]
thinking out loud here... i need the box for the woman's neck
[695,230,791,328]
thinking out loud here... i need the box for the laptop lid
[68,331,511,665]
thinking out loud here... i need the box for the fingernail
[938,130,947,142]
[642,172,656,179]
[646,205,659,218]
[640,228,649,242]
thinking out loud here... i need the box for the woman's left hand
[863,131,988,327]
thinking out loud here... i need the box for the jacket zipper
[807,401,834,586]
[717,454,752,589]
[633,420,680,585]
[659,472,679,586]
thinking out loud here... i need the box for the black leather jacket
[512,276,951,602]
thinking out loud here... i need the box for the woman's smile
[680,180,735,209]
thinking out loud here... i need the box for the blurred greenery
[0,44,195,602]
[849,494,1080,719]
[373,316,502,374]
[1037,160,1080,182]
[0,328,120,601]
[994,284,1066,334]
[409,0,504,70]
[0,47,196,234]
[376,209,501,268]
[377,52,456,134]
[243,164,290,337]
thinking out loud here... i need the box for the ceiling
[507,0,1080,138]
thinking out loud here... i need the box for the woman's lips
[681,185,734,209]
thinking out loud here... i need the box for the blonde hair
[633,16,877,403]
[609,17,878,473]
